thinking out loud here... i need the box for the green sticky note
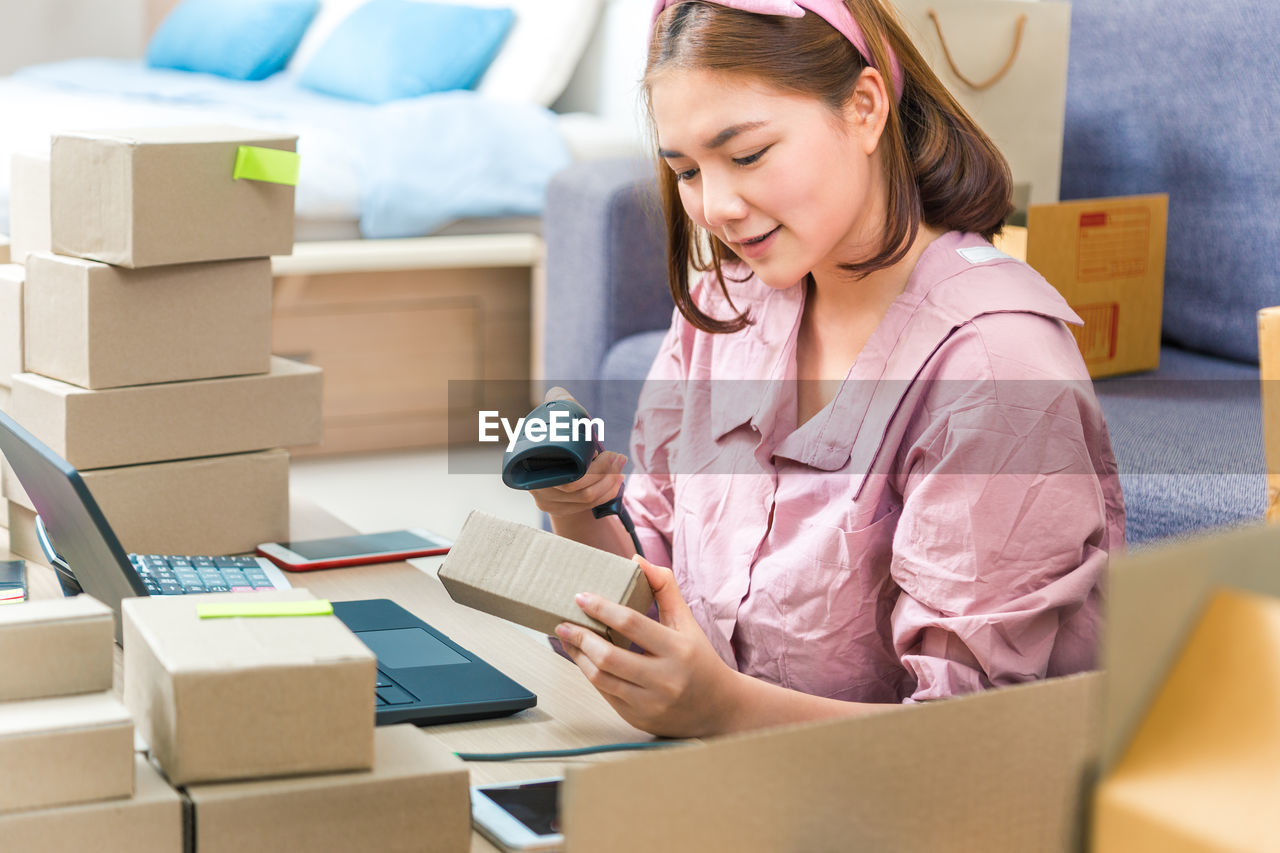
[233,145,300,186]
[197,600,333,619]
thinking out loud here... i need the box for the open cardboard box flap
[563,671,1101,852]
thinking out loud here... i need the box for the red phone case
[255,544,450,572]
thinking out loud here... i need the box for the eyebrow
[658,121,769,159]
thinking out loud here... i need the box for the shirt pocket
[780,508,903,701]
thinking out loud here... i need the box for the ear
[842,67,890,155]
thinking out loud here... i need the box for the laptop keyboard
[129,554,277,595]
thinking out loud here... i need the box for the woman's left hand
[555,556,742,738]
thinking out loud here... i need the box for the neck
[808,223,943,323]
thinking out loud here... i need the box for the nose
[700,174,749,228]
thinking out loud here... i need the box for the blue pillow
[147,0,319,81]
[297,0,515,104]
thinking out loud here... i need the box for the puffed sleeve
[888,356,1114,703]
[622,310,687,569]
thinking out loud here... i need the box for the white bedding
[0,59,574,240]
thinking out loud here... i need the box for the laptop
[0,410,537,726]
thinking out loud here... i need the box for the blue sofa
[542,0,1272,546]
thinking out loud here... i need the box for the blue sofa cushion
[1093,347,1265,544]
[599,330,668,457]
[1059,0,1280,364]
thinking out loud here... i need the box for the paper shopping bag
[891,0,1072,205]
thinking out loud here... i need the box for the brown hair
[645,1,1013,333]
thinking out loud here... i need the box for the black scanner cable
[500,399,644,558]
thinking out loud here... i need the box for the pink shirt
[623,231,1125,704]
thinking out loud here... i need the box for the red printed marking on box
[1077,208,1151,282]
[1070,302,1120,363]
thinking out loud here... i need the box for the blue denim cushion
[1060,0,1280,364]
[146,0,318,81]
[297,0,514,104]
[1094,347,1266,544]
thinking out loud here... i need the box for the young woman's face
[650,68,884,289]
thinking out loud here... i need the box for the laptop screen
[0,412,146,629]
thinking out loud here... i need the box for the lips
[737,226,779,245]
[732,225,780,260]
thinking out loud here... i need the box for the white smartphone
[255,528,452,572]
[471,777,564,852]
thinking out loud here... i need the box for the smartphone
[0,559,26,604]
[471,778,563,852]
[255,529,452,572]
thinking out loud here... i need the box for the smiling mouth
[738,226,779,245]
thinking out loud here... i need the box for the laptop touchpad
[358,628,468,668]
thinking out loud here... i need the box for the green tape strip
[233,145,300,186]
[197,600,333,619]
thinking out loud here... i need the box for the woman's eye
[733,146,770,167]
[675,167,699,183]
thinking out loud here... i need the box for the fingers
[558,452,626,493]
[571,592,677,658]
[557,625,646,705]
[544,386,576,404]
[528,452,626,516]
[633,556,691,631]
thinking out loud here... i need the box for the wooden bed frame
[271,235,545,455]
[138,1,549,455]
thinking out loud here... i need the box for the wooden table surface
[2,499,649,852]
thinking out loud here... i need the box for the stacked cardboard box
[0,262,23,530]
[3,127,322,555]
[124,591,471,852]
[0,595,184,851]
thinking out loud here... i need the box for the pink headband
[649,0,903,100]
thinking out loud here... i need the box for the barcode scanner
[501,399,644,557]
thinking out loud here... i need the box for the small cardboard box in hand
[439,510,655,648]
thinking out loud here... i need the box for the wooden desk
[2,499,648,852]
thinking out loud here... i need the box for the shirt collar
[765,232,1082,484]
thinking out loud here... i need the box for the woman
[533,0,1124,738]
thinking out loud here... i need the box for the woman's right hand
[528,387,628,519]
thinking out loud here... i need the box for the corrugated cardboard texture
[123,590,376,785]
[9,355,321,469]
[997,195,1167,378]
[5,500,37,562]
[1024,195,1167,377]
[0,594,113,701]
[1094,590,1280,851]
[0,754,181,853]
[1261,307,1280,523]
[5,447,290,556]
[8,152,51,266]
[185,724,470,853]
[439,510,655,647]
[1099,523,1280,776]
[564,673,1101,852]
[50,126,296,268]
[0,692,135,815]
[0,263,21,386]
[0,384,8,527]
[23,252,272,390]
